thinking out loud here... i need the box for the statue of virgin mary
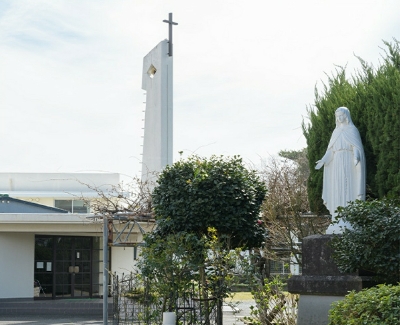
[315,107,366,234]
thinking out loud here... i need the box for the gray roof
[0,195,68,213]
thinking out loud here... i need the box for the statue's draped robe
[321,124,366,216]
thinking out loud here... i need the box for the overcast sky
[0,0,399,179]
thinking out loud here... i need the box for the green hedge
[328,284,400,325]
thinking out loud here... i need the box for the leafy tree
[152,155,267,249]
[330,199,400,284]
[149,155,266,325]
[140,227,248,325]
[202,227,247,325]
[303,39,400,213]
[139,231,206,312]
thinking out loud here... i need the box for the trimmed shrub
[330,199,400,284]
[328,284,400,325]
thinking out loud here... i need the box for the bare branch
[259,154,329,267]
[76,176,154,218]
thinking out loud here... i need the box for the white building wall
[0,233,34,299]
[290,259,301,275]
[111,247,140,277]
[0,172,120,199]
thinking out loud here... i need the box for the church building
[0,172,153,299]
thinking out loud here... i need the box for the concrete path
[0,299,255,325]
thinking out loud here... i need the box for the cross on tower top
[163,13,178,56]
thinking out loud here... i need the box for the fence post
[113,274,119,325]
[103,216,109,325]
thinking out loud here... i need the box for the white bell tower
[141,14,177,183]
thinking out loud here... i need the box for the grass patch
[228,292,254,301]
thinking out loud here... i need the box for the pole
[103,216,109,324]
[168,13,173,56]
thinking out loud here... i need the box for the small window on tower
[147,64,157,78]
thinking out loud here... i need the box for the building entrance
[35,235,104,299]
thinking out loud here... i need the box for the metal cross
[163,13,178,56]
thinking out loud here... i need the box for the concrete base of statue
[287,235,375,325]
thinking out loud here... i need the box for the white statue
[315,107,366,234]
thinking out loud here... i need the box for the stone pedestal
[288,235,372,325]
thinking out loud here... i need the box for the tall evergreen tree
[303,39,400,213]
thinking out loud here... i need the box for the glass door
[54,236,92,298]
[35,235,93,299]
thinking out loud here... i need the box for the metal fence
[112,273,218,325]
[269,260,291,275]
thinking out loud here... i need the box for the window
[54,200,89,213]
[269,259,291,275]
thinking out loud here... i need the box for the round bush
[328,284,400,325]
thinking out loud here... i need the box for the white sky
[0,0,399,179]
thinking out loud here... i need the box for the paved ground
[0,316,107,325]
[0,299,112,325]
[0,299,254,325]
[223,300,254,325]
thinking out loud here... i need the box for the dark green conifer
[304,39,400,212]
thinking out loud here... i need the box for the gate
[112,273,218,325]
